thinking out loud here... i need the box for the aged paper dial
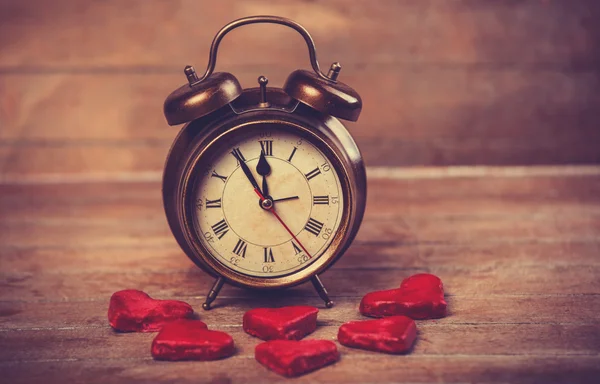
[193,128,344,277]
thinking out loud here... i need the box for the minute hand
[272,196,299,203]
[232,151,261,192]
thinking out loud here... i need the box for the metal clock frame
[163,91,366,309]
[162,16,365,309]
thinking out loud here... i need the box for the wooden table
[1,166,599,383]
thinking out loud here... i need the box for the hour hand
[232,149,261,192]
[256,150,271,197]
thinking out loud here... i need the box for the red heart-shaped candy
[255,339,339,377]
[151,319,235,361]
[108,289,194,332]
[243,306,319,340]
[338,316,417,354]
[359,273,447,319]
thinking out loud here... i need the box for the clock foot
[311,275,334,308]
[202,276,225,310]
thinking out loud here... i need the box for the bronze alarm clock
[162,16,366,310]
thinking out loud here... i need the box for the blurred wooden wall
[1,0,599,177]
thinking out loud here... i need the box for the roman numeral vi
[264,247,275,263]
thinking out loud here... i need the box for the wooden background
[1,1,600,383]
[1,0,600,178]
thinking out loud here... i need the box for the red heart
[338,316,417,354]
[243,306,319,340]
[108,289,193,332]
[151,319,235,361]
[255,340,339,377]
[359,273,447,319]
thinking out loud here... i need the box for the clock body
[163,88,366,290]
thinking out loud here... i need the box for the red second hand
[254,188,313,259]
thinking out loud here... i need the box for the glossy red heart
[151,319,235,361]
[359,273,447,319]
[255,339,339,377]
[108,289,194,332]
[243,306,319,340]
[338,316,417,354]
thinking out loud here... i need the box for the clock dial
[192,127,344,277]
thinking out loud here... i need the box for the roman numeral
[233,239,247,258]
[205,198,222,208]
[292,241,303,255]
[211,219,229,239]
[211,170,227,183]
[305,167,321,181]
[313,195,329,205]
[263,247,275,263]
[259,140,273,156]
[304,217,324,237]
[231,147,246,163]
[287,147,298,163]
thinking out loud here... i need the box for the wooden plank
[3,171,600,199]
[2,170,599,197]
[0,145,166,176]
[2,241,598,276]
[3,135,600,173]
[1,295,599,331]
[1,67,599,169]
[0,173,598,382]
[2,69,599,142]
[2,356,599,384]
[2,175,599,220]
[1,323,599,362]
[1,264,598,302]
[1,0,599,68]
[1,208,597,249]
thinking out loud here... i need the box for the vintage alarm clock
[162,16,366,309]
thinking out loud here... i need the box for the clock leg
[311,275,334,308]
[202,276,225,310]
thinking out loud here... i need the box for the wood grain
[2,356,599,384]
[2,295,599,331]
[2,265,598,302]
[2,323,600,362]
[1,0,600,170]
[2,173,599,217]
[1,0,599,69]
[2,0,600,379]
[2,241,598,276]
[1,67,599,171]
[2,69,599,142]
[1,211,598,248]
[1,169,600,382]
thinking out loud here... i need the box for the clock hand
[270,209,313,259]
[272,196,299,203]
[254,189,313,259]
[232,149,261,192]
[256,150,271,198]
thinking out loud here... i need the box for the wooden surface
[1,166,600,383]
[1,1,600,382]
[1,0,600,173]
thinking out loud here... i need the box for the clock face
[191,125,345,278]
